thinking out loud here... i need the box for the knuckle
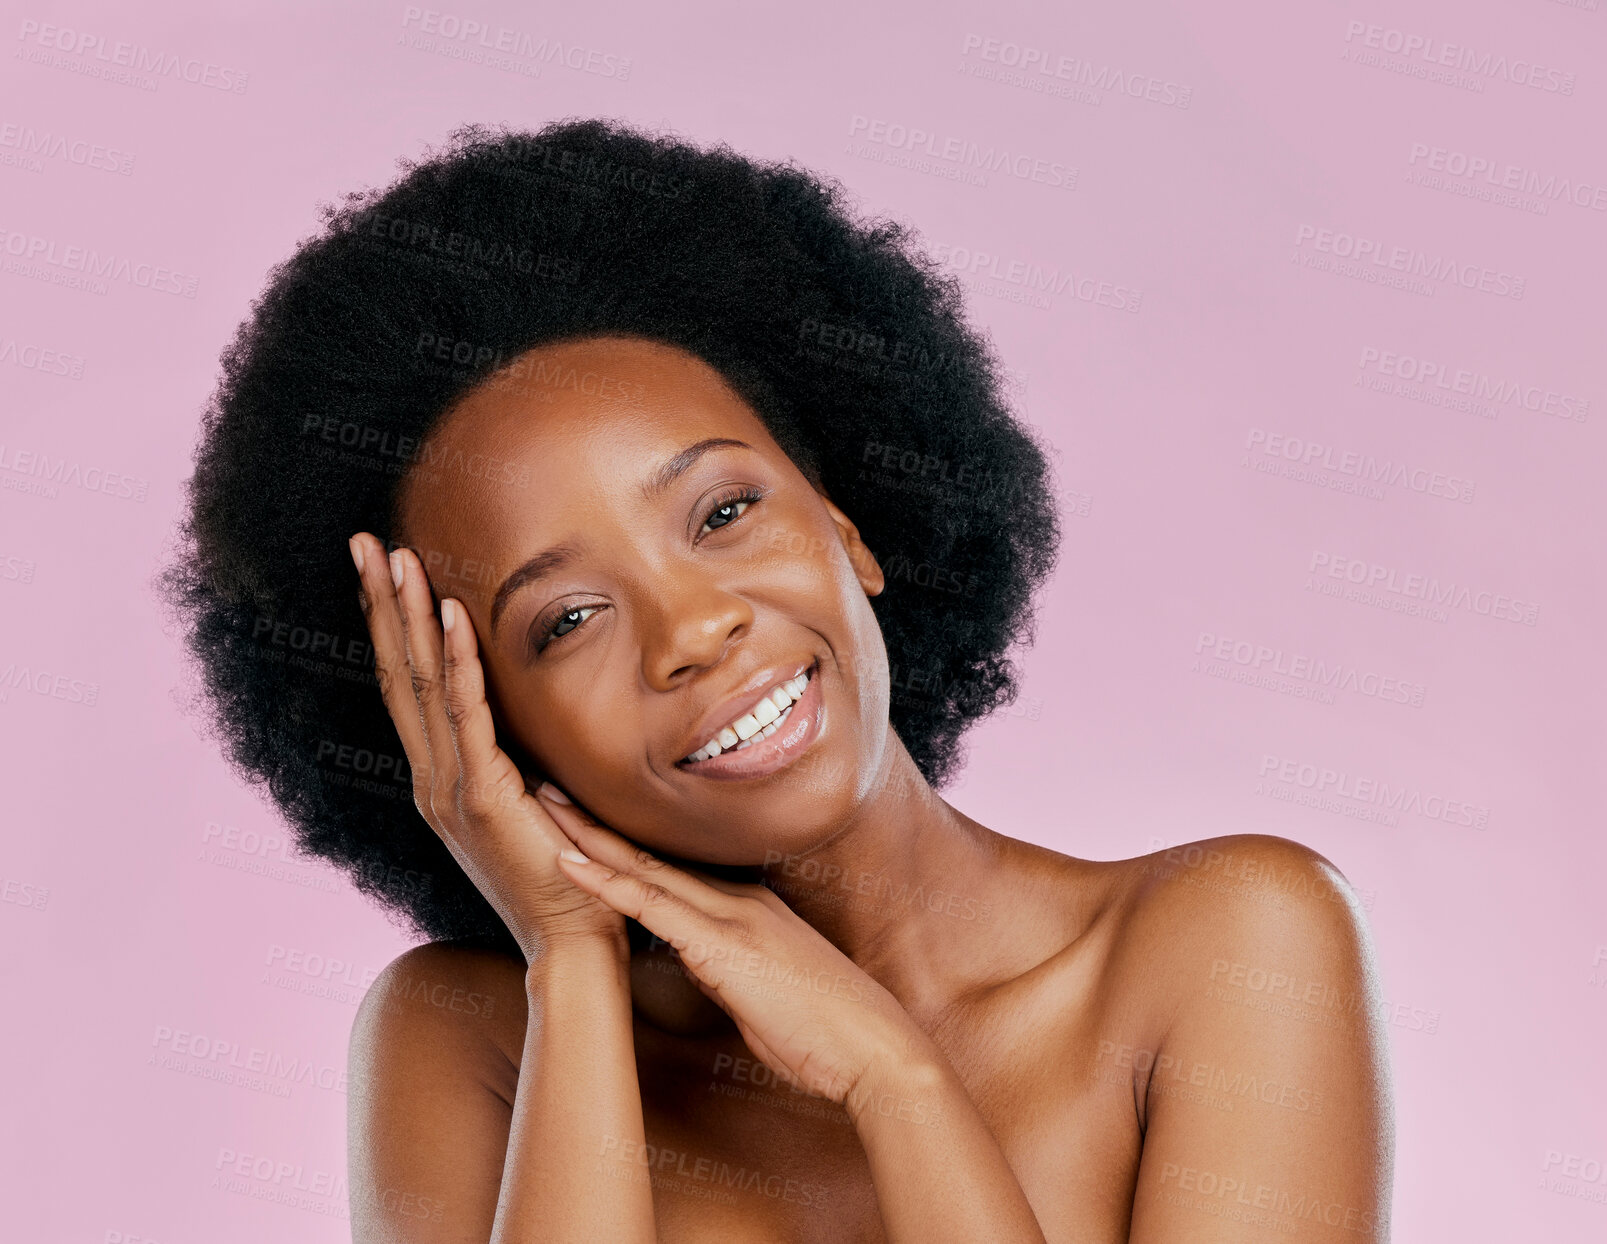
[456,773,498,816]
[724,914,762,950]
[377,666,408,704]
[637,881,678,913]
[409,670,438,703]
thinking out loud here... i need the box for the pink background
[3,1,1604,1239]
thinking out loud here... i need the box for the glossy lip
[676,658,813,764]
[676,660,823,781]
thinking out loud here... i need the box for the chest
[630,1001,1147,1244]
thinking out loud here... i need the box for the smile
[677,662,823,780]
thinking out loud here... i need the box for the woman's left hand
[534,783,933,1111]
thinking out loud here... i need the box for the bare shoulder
[347,942,529,1241]
[1123,832,1367,935]
[1101,833,1379,1011]
[1094,837,1395,1238]
[351,940,528,1078]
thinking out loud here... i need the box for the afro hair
[164,118,1061,951]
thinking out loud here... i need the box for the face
[396,335,891,864]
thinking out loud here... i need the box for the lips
[677,659,813,761]
[681,663,814,763]
[676,660,824,781]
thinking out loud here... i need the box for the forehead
[398,336,776,536]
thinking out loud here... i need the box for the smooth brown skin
[345,336,1394,1243]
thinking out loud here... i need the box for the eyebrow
[642,437,753,500]
[488,437,755,636]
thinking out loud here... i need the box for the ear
[819,495,884,599]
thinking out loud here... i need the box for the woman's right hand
[348,532,625,963]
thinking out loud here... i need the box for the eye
[700,487,764,536]
[535,604,602,653]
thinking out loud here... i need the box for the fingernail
[537,782,571,805]
[389,550,405,589]
[440,599,457,632]
[558,847,589,864]
[348,537,365,574]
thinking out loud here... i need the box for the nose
[639,569,754,689]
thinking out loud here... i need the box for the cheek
[513,692,639,778]
[481,667,622,780]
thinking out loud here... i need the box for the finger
[535,787,744,907]
[350,533,432,798]
[439,597,528,820]
[555,850,745,979]
[391,546,461,803]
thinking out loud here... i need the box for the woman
[169,119,1391,1242]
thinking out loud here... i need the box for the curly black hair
[164,118,1061,950]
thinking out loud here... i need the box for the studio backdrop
[2,1,1603,1241]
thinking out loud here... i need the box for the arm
[846,1047,1047,1244]
[345,536,659,1242]
[347,937,657,1244]
[541,798,1050,1244]
[1125,835,1394,1241]
[496,935,656,1242]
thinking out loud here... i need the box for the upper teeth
[684,669,812,763]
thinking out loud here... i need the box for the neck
[752,729,1009,1020]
